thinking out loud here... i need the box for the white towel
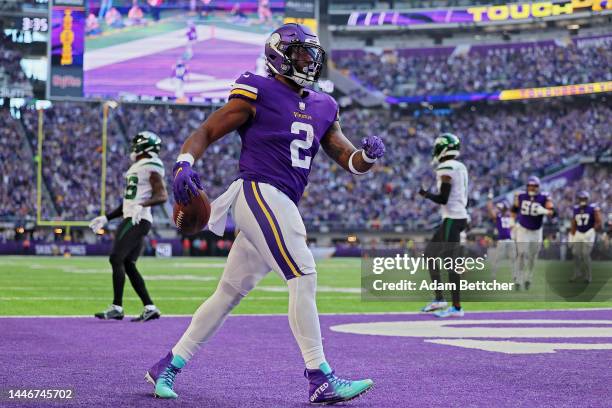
[207,179,243,236]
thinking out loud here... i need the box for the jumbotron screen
[50,0,287,102]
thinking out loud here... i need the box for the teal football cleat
[434,306,464,318]
[145,352,185,399]
[305,362,373,405]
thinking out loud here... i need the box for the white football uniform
[435,159,468,220]
[207,179,316,280]
[122,157,165,223]
[172,179,321,366]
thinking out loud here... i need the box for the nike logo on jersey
[243,74,250,78]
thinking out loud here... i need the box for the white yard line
[1,308,611,319]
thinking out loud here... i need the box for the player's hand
[533,203,551,216]
[131,205,144,225]
[418,187,428,198]
[361,135,385,160]
[173,161,203,205]
[89,215,107,233]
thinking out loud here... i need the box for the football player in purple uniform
[486,198,516,281]
[568,191,602,283]
[184,20,197,60]
[145,24,384,403]
[172,58,188,99]
[511,176,554,290]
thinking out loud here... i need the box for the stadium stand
[0,35,34,98]
[333,35,612,97]
[0,110,37,222]
[4,96,609,233]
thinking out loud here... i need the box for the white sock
[287,274,326,370]
[172,281,245,362]
[112,304,123,313]
[145,304,157,311]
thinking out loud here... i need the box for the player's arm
[180,98,254,161]
[544,198,555,216]
[486,200,497,221]
[570,218,577,235]
[106,203,123,220]
[141,172,168,207]
[173,98,255,204]
[419,175,451,205]
[89,203,122,233]
[511,192,520,214]
[320,121,384,174]
[594,208,602,231]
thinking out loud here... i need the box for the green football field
[0,256,610,316]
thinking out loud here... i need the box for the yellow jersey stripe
[251,181,301,277]
[230,89,257,100]
[232,83,258,94]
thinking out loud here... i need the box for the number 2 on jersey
[290,122,314,169]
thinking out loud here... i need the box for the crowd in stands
[0,110,37,221]
[334,41,612,96]
[0,36,34,98]
[304,100,610,230]
[20,102,127,221]
[3,97,608,233]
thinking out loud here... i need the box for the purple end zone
[1,309,611,407]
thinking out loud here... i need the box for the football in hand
[173,189,211,235]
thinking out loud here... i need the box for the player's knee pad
[288,273,317,299]
[217,280,247,309]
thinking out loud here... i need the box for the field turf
[1,256,609,316]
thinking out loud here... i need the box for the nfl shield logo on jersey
[299,101,306,110]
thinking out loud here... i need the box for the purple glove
[361,135,385,160]
[173,161,203,205]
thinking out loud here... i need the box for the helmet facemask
[431,134,460,165]
[130,131,161,161]
[266,31,326,87]
[577,191,589,207]
[527,183,539,196]
[285,43,325,87]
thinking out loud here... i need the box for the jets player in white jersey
[419,133,469,318]
[89,131,168,322]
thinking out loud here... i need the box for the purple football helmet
[496,201,509,212]
[577,190,589,205]
[527,175,540,196]
[264,23,325,87]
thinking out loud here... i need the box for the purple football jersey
[229,72,338,204]
[574,204,597,233]
[187,26,197,41]
[496,213,512,240]
[516,191,549,230]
